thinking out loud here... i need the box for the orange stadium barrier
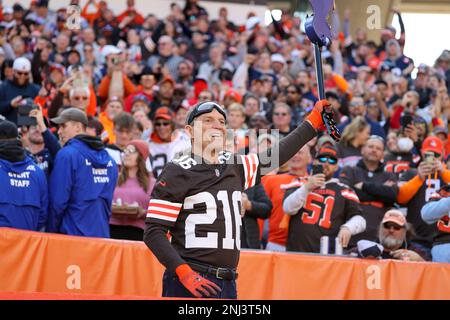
[1,227,450,300]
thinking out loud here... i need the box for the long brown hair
[117,152,149,192]
[341,116,370,147]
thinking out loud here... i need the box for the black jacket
[0,80,40,124]
[241,183,272,249]
[340,160,398,243]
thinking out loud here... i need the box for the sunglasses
[187,102,226,125]
[123,145,137,155]
[73,96,89,101]
[286,90,297,94]
[155,122,171,127]
[383,222,403,231]
[274,112,288,116]
[424,152,441,158]
[318,156,338,165]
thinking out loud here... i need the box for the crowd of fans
[1,0,450,263]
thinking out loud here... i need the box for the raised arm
[260,100,334,170]
[421,197,450,224]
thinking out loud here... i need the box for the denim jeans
[431,243,450,263]
[162,269,237,299]
[265,242,286,252]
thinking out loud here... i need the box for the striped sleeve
[240,153,260,190]
[145,163,187,226]
[147,199,183,223]
[342,189,360,203]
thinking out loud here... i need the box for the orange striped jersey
[145,152,260,269]
[384,152,420,176]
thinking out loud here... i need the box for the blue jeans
[432,243,450,263]
[162,269,237,299]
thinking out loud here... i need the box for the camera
[112,57,121,65]
[424,151,435,165]
[17,98,39,127]
[400,112,414,129]
[247,46,259,55]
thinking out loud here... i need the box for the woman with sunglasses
[148,106,190,178]
[110,140,155,241]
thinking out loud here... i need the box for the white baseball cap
[245,16,260,31]
[271,53,286,65]
[3,7,13,15]
[13,57,31,72]
[102,45,122,58]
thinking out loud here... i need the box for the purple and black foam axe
[305,0,341,142]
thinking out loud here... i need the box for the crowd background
[1,0,450,263]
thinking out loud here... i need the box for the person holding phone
[283,145,365,253]
[0,57,40,124]
[397,136,450,254]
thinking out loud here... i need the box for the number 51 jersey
[145,152,260,269]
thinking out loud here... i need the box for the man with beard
[0,57,40,124]
[24,123,53,176]
[0,120,48,231]
[377,209,427,261]
[25,108,62,176]
[283,146,365,253]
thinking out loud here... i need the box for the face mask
[397,137,414,152]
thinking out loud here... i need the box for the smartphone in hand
[312,164,324,175]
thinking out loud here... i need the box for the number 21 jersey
[145,152,260,269]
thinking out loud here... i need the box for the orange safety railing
[1,227,450,300]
